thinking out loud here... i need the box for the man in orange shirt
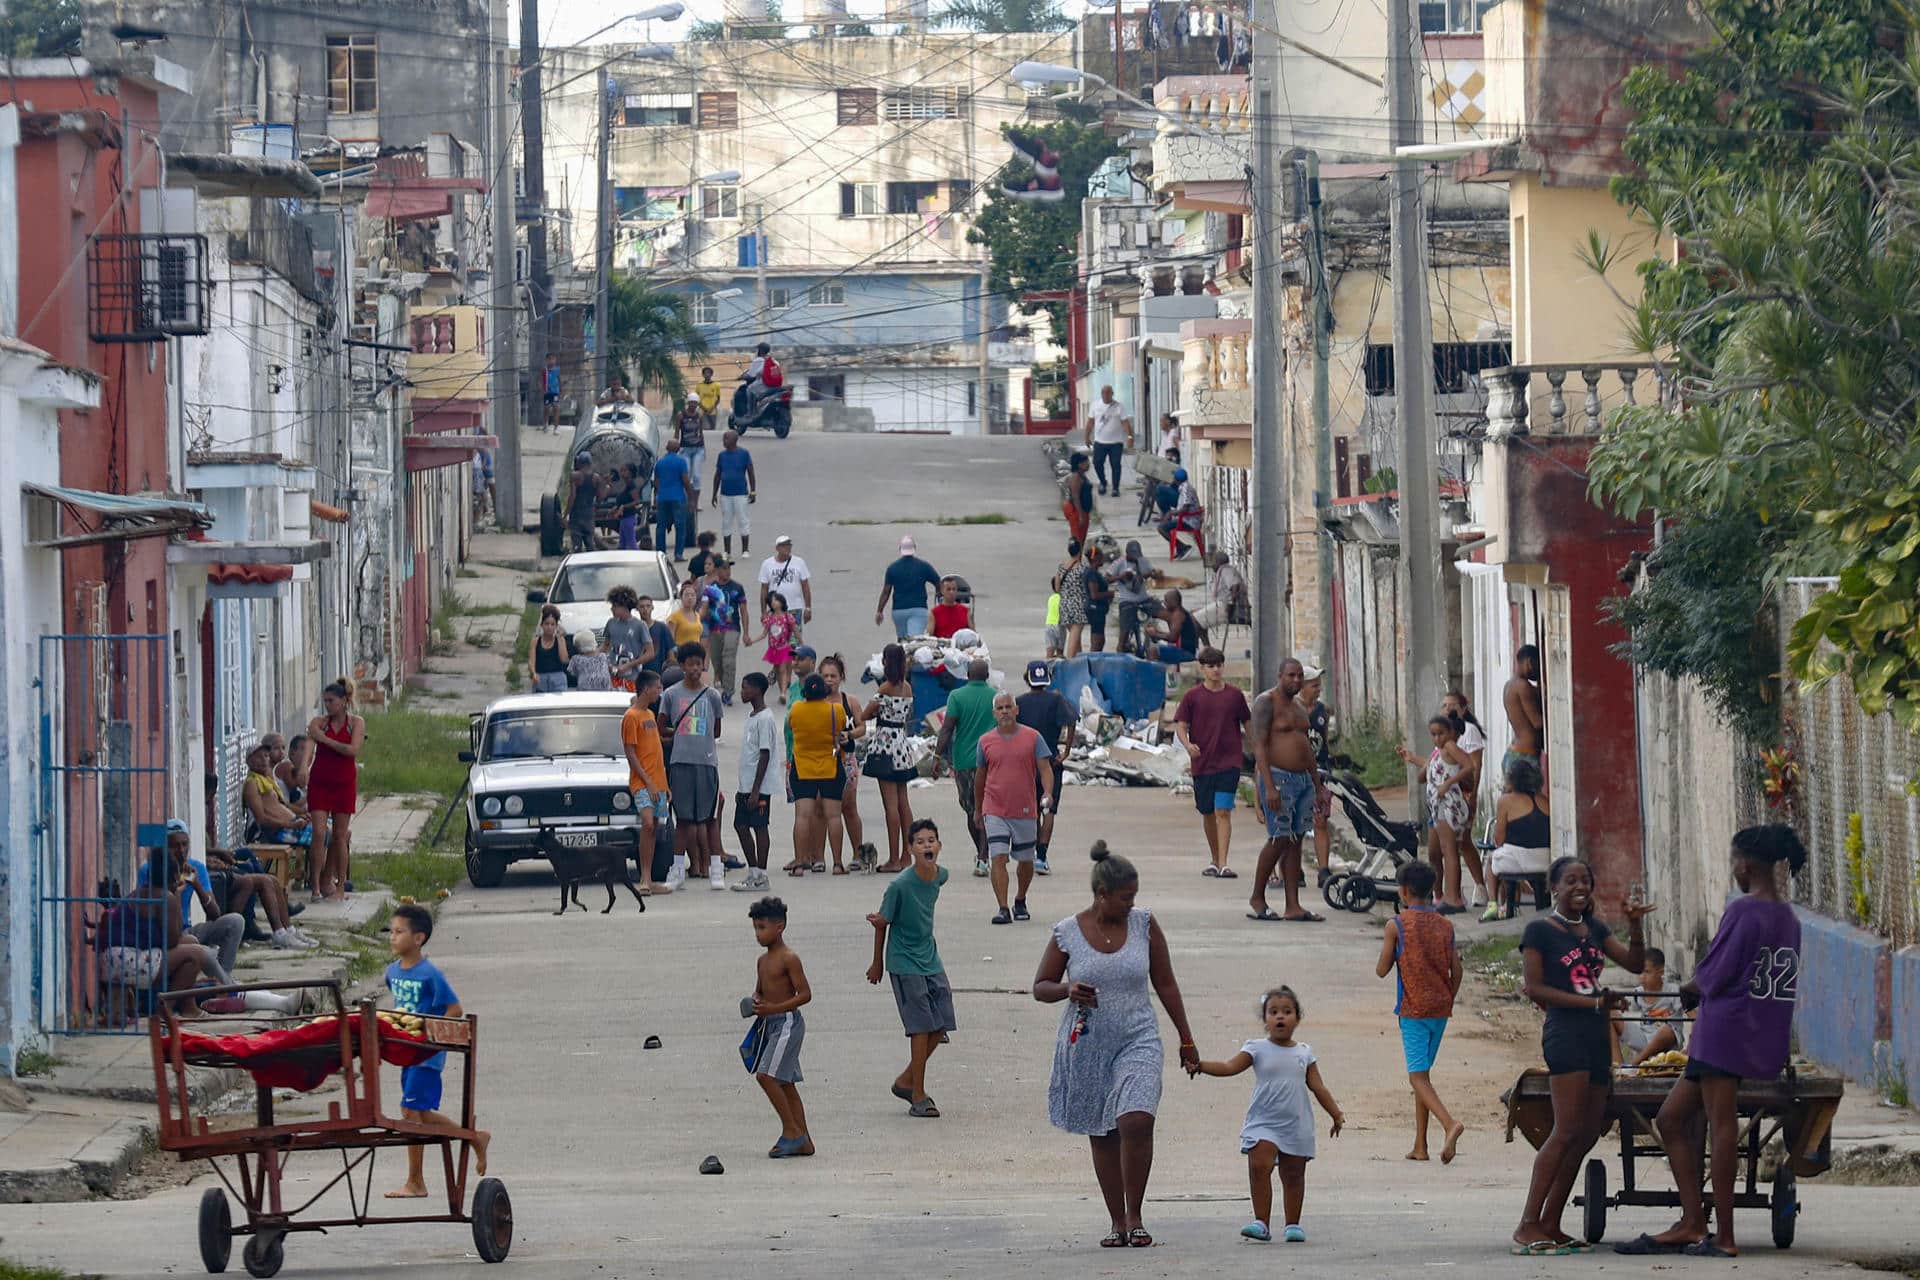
[622,671,671,895]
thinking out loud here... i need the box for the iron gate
[34,633,173,1035]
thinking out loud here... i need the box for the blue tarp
[1048,652,1169,721]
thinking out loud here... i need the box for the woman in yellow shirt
[787,673,847,874]
[666,580,706,648]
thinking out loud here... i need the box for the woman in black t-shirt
[1512,857,1654,1255]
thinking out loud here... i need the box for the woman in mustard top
[787,673,848,875]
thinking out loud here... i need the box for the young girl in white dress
[1189,985,1345,1243]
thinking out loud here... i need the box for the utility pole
[489,0,520,530]
[1250,1,1288,693]
[519,0,551,430]
[751,201,770,332]
[977,258,992,436]
[1388,0,1443,801]
[594,75,614,394]
[1306,152,1335,687]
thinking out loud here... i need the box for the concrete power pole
[1306,154,1335,686]
[1250,0,1289,694]
[977,258,992,436]
[595,77,613,394]
[1388,0,1444,799]
[490,0,521,529]
[519,0,551,431]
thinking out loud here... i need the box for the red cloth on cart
[164,1018,440,1092]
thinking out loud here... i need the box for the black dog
[540,832,646,915]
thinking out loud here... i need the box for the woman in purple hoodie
[1613,824,1806,1259]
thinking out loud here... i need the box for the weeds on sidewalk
[0,1258,78,1280]
[357,705,469,799]
[13,1041,61,1077]
[506,603,539,690]
[1463,935,1523,996]
[1340,712,1406,791]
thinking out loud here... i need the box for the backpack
[760,355,784,388]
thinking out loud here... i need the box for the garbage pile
[1061,687,1192,790]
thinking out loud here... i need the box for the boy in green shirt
[934,659,999,875]
[867,819,953,1118]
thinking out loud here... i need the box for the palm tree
[933,0,1071,33]
[605,276,710,405]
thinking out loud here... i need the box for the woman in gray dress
[1034,842,1201,1248]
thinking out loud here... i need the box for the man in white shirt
[758,534,813,624]
[1083,384,1133,497]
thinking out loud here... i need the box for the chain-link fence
[1781,578,1920,948]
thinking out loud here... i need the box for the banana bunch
[1635,1050,1688,1075]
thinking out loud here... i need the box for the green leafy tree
[606,275,710,404]
[966,117,1119,338]
[2,0,83,55]
[933,0,1071,33]
[1587,1,1920,730]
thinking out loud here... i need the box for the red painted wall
[5,74,173,644]
[1504,436,1652,915]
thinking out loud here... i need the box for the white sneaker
[292,928,322,948]
[710,868,727,890]
[271,928,297,949]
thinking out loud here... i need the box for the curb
[3,946,371,1203]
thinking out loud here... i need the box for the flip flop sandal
[642,1034,663,1050]
[908,1097,940,1118]
[811,862,828,873]
[1247,908,1285,922]
[1127,1228,1153,1248]
[890,1084,914,1102]
[1218,867,1239,878]
[1202,865,1221,877]
[1281,912,1327,923]
[832,865,849,875]
[1509,1241,1577,1256]
[1612,1234,1689,1256]
[787,866,808,877]
[1099,1232,1127,1249]
[1682,1241,1735,1258]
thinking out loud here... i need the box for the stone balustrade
[1481,361,1672,438]
[1179,318,1251,429]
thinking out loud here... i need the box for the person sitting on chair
[1146,590,1200,666]
[243,742,311,846]
[1157,468,1204,559]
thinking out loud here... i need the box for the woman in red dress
[306,678,366,902]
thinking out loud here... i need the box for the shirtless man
[1248,659,1323,922]
[1503,643,1544,779]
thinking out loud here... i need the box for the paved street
[3,432,1917,1277]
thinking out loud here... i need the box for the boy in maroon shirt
[1174,647,1251,877]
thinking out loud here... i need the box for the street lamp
[571,5,686,46]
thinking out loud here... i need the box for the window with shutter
[326,35,377,115]
[836,88,878,125]
[881,87,961,121]
[698,91,739,129]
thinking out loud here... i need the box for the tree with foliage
[1587,1,1920,730]
[933,0,1071,33]
[606,275,710,404]
[2,0,82,55]
[967,117,1119,339]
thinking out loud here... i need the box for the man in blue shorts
[1248,659,1323,922]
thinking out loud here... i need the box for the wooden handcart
[1502,1064,1843,1248]
[150,980,511,1276]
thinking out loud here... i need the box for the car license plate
[554,831,599,849]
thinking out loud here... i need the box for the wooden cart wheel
[1582,1158,1607,1245]
[472,1177,514,1264]
[1770,1166,1797,1248]
[197,1187,232,1274]
[242,1229,284,1279]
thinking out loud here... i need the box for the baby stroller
[1318,757,1421,913]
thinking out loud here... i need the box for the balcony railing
[1180,318,1251,429]
[1481,361,1672,438]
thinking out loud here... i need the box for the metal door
[1545,585,1577,856]
[34,634,172,1034]
[211,597,256,847]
